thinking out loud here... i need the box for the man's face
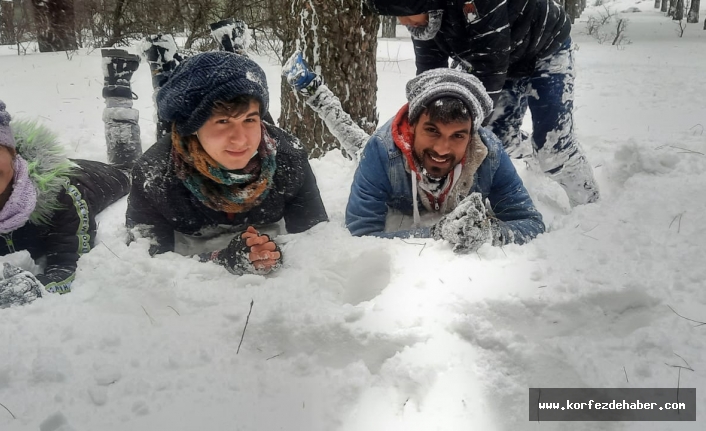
[196,100,262,170]
[412,112,472,178]
[398,14,429,27]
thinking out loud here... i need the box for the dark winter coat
[126,123,329,255]
[411,0,571,102]
[0,121,131,293]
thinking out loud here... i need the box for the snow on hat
[406,68,493,133]
[156,51,269,136]
[0,100,15,150]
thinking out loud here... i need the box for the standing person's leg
[140,34,180,141]
[101,49,142,169]
[527,39,600,207]
[485,77,532,159]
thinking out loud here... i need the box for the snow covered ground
[1,1,705,430]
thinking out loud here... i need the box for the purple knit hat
[0,100,15,150]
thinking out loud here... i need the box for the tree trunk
[280,0,379,158]
[181,0,211,50]
[103,0,128,47]
[653,0,660,8]
[31,0,77,51]
[673,0,684,20]
[661,0,668,12]
[1,0,15,44]
[381,16,396,38]
[687,0,699,23]
[564,0,576,24]
[576,0,584,19]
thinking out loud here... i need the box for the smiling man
[345,69,544,253]
[366,0,600,208]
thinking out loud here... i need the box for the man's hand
[431,193,497,253]
[0,263,43,309]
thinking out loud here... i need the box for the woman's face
[196,100,262,170]
[0,146,15,208]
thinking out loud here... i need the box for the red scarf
[390,104,464,210]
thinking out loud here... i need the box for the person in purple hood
[0,100,131,308]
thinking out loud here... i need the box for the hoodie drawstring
[411,171,421,227]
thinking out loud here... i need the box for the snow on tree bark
[0,0,15,45]
[31,0,77,52]
[686,0,699,24]
[667,0,677,17]
[673,0,684,20]
[381,16,396,38]
[280,0,379,158]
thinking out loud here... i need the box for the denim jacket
[345,117,545,243]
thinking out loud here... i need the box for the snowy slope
[1,2,705,430]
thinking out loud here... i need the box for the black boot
[101,49,142,169]
[101,49,141,99]
[209,19,248,54]
[141,34,179,90]
[141,34,180,141]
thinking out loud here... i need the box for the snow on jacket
[413,0,571,102]
[0,120,131,293]
[345,114,545,242]
[126,123,329,255]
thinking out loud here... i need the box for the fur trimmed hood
[11,119,76,225]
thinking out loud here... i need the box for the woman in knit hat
[126,51,328,275]
[0,100,132,307]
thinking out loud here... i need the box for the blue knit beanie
[156,51,269,136]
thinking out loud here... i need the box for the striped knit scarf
[172,123,277,213]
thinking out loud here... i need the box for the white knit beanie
[406,69,493,133]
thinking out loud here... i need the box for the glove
[0,263,43,309]
[431,193,501,254]
[282,51,322,96]
[211,228,283,275]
